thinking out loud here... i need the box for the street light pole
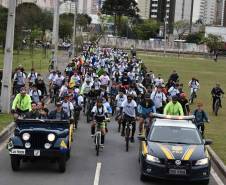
[52,0,60,70]
[0,0,16,113]
[72,0,78,57]
[164,16,167,56]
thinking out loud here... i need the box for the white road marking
[211,168,224,185]
[93,162,102,185]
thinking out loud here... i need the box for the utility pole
[189,0,194,33]
[72,0,78,57]
[164,16,167,56]
[0,0,16,113]
[52,0,60,70]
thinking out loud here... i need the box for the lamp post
[164,16,167,56]
[0,0,17,113]
[52,0,60,70]
[72,0,78,57]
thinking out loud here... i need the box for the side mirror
[204,139,213,145]
[137,135,146,141]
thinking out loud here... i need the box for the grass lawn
[0,48,54,73]
[140,53,226,163]
[0,114,13,132]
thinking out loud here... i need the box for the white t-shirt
[189,80,200,89]
[62,101,74,117]
[91,105,108,116]
[77,95,84,106]
[168,86,180,97]
[53,75,65,87]
[99,75,110,86]
[121,100,137,118]
[154,78,164,86]
[116,94,127,107]
[151,91,167,108]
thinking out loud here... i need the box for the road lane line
[211,168,224,185]
[93,162,102,185]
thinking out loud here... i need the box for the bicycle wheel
[214,100,220,116]
[125,126,130,152]
[96,134,100,156]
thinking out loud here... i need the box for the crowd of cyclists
[11,44,225,147]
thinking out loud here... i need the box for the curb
[207,145,226,177]
[0,122,15,144]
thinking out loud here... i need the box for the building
[215,0,226,26]
[59,1,76,14]
[136,0,151,19]
[0,0,54,10]
[174,0,192,22]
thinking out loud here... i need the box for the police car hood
[148,141,206,161]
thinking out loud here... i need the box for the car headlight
[195,158,209,166]
[47,133,55,142]
[146,154,161,163]
[22,133,30,141]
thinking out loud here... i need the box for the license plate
[169,169,186,175]
[9,149,25,155]
[34,150,40,157]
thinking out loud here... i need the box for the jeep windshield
[149,126,202,145]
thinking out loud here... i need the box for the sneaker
[91,134,94,138]
[121,132,125,137]
[130,137,135,143]
[100,144,104,148]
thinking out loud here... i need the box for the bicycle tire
[125,126,130,152]
[214,100,220,116]
[96,134,100,156]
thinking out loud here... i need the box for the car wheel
[140,173,147,182]
[198,179,209,185]
[58,155,66,173]
[11,155,20,171]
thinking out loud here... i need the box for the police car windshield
[149,126,202,145]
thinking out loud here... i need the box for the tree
[101,0,139,35]
[77,14,92,31]
[186,32,204,44]
[132,19,159,40]
[59,13,74,40]
[0,5,8,49]
[174,20,190,39]
[203,34,224,53]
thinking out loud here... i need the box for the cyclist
[164,95,184,116]
[13,68,26,95]
[168,70,179,83]
[61,94,74,119]
[27,68,38,86]
[151,85,167,114]
[188,77,200,98]
[80,78,93,112]
[168,83,180,98]
[120,94,137,143]
[12,87,32,116]
[138,94,156,135]
[178,93,190,116]
[211,83,224,112]
[29,84,42,103]
[91,98,109,147]
[115,91,127,119]
[193,102,209,137]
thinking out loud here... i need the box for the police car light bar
[152,113,195,120]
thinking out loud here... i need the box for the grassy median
[0,114,13,132]
[141,53,226,163]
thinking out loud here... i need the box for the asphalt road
[0,53,222,185]
[0,116,221,185]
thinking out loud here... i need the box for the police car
[138,114,212,184]
[7,119,74,173]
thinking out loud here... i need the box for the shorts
[139,113,147,119]
[96,121,106,129]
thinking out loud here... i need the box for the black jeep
[7,119,74,173]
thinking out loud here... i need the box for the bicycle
[213,96,222,116]
[94,119,110,156]
[189,88,198,104]
[124,118,136,152]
